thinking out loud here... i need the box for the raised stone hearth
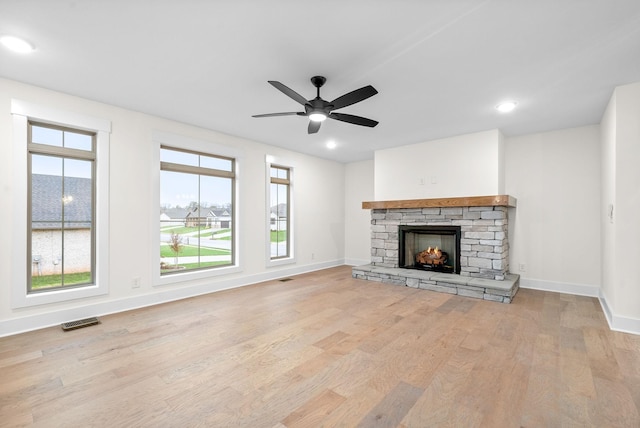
[352,264,520,303]
[353,195,520,303]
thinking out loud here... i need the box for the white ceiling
[2,1,640,163]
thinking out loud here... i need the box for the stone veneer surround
[371,205,509,280]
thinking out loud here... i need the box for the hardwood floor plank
[0,265,638,427]
[589,375,640,426]
[0,349,43,369]
[318,384,385,427]
[356,381,423,427]
[583,326,622,381]
[402,347,482,426]
[281,388,346,428]
[313,331,350,350]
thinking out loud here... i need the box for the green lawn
[160,244,230,258]
[31,272,91,290]
[211,232,231,240]
[161,225,202,234]
[270,230,287,243]
[160,226,231,239]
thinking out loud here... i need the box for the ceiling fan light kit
[253,76,379,134]
[309,112,327,122]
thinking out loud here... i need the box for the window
[160,146,235,274]
[11,99,110,308]
[269,165,291,259]
[28,123,96,292]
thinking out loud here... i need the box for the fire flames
[425,246,441,258]
[416,246,447,265]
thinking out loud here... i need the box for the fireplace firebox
[398,225,461,274]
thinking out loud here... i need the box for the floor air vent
[61,317,100,331]
[279,278,293,282]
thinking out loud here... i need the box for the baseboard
[521,277,640,336]
[344,258,370,267]
[520,277,600,297]
[598,291,640,336]
[0,259,344,338]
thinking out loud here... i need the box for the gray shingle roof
[31,174,92,229]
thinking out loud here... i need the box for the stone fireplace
[352,195,520,303]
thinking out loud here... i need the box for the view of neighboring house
[31,174,92,276]
[269,203,287,232]
[160,206,232,229]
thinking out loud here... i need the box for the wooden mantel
[362,195,517,209]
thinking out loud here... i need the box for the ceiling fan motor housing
[306,98,332,115]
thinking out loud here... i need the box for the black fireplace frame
[398,225,462,274]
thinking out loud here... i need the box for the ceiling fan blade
[268,81,308,106]
[330,85,378,110]
[308,120,321,134]
[328,112,378,127]
[252,112,305,118]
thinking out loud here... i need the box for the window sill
[154,264,242,287]
[267,256,297,268]
[13,283,108,309]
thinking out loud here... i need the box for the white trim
[598,291,640,336]
[599,292,614,326]
[520,277,600,297]
[0,259,344,338]
[521,277,640,336]
[11,99,111,133]
[151,131,243,287]
[265,154,296,267]
[10,101,110,308]
[152,130,240,160]
[344,258,371,267]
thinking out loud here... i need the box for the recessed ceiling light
[0,35,35,53]
[496,101,517,113]
[326,140,337,149]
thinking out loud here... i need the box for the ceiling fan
[252,76,379,134]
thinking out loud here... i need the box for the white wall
[374,129,503,200]
[369,123,602,293]
[602,82,640,328]
[344,160,374,265]
[505,126,601,293]
[497,131,505,194]
[0,78,346,336]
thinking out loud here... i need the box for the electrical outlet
[518,263,526,272]
[311,253,315,260]
[132,276,141,288]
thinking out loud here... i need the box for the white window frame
[11,100,111,308]
[265,155,296,267]
[151,131,242,287]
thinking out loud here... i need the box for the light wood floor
[1,266,639,427]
